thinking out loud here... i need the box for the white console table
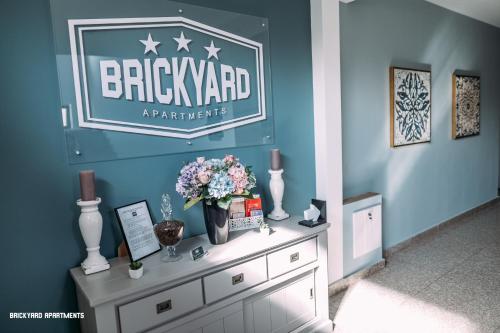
[70,217,332,333]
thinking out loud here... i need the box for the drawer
[119,279,203,333]
[204,256,267,304]
[267,238,317,278]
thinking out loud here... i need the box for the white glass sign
[50,0,274,163]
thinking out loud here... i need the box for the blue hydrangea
[208,172,235,199]
[205,158,225,170]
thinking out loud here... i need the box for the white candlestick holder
[77,197,110,275]
[267,169,290,221]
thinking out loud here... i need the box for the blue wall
[340,0,500,249]
[0,1,315,332]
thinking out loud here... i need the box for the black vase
[202,201,229,245]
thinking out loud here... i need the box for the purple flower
[176,160,204,199]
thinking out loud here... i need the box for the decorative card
[452,74,480,139]
[390,67,431,147]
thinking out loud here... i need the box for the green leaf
[184,196,203,210]
[129,261,142,270]
[238,191,254,199]
[217,196,232,210]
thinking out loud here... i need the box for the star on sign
[140,33,161,55]
[204,40,221,60]
[173,31,191,52]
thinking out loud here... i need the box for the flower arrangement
[176,155,256,210]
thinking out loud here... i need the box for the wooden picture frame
[390,67,432,147]
[452,73,480,139]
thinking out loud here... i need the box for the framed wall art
[390,67,431,147]
[452,74,480,139]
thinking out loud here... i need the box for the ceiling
[340,0,500,29]
[425,0,500,28]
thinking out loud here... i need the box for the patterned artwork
[390,67,431,147]
[453,74,480,139]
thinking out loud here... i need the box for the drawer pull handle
[290,252,300,263]
[232,273,244,285]
[156,299,172,314]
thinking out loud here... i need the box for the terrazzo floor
[329,202,500,333]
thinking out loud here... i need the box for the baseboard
[383,197,499,259]
[328,259,386,296]
[293,317,333,333]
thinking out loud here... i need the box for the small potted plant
[260,222,271,236]
[128,261,143,279]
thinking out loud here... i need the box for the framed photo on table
[115,200,160,262]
